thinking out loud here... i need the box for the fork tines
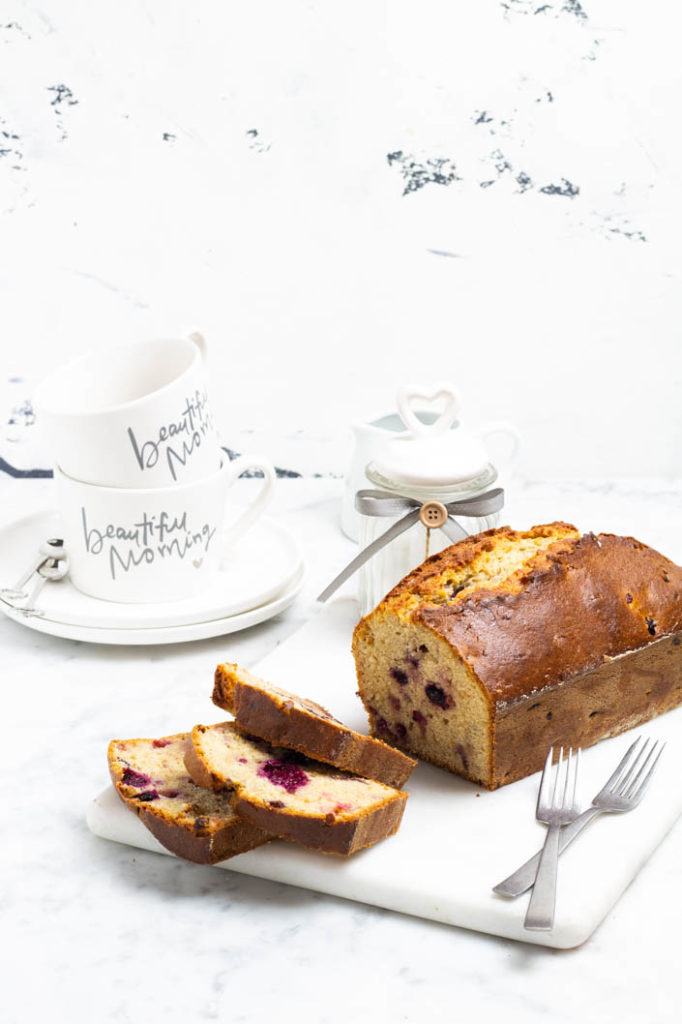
[537,746,580,816]
[611,737,665,803]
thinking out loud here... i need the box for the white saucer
[0,510,305,642]
[0,568,305,645]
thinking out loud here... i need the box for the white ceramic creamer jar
[357,385,516,615]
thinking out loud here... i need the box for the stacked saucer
[0,510,303,644]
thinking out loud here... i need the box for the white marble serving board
[87,598,682,949]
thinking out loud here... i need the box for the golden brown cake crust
[230,793,406,856]
[386,522,579,610]
[213,663,416,788]
[417,531,682,704]
[352,522,682,789]
[183,732,226,792]
[492,630,682,787]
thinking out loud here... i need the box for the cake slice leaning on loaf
[108,734,271,863]
[185,722,407,855]
[213,663,416,788]
[352,522,682,790]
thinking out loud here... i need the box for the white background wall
[1,0,681,477]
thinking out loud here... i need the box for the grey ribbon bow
[317,486,504,602]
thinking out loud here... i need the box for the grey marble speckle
[387,150,461,196]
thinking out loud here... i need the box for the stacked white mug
[33,333,275,603]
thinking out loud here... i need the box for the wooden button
[419,501,448,528]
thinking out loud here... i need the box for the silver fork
[493,737,665,899]
[524,746,580,931]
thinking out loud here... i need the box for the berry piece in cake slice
[108,733,271,864]
[184,722,408,856]
[212,662,416,788]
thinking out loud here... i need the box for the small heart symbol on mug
[192,558,203,569]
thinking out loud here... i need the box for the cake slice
[212,663,416,788]
[108,733,271,864]
[184,722,408,855]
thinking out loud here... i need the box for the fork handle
[494,807,602,899]
[524,823,563,930]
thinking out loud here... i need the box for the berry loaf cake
[185,722,407,855]
[213,663,416,788]
[108,734,271,863]
[352,523,682,789]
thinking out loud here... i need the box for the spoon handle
[21,558,66,617]
[1,555,46,600]
[21,575,49,617]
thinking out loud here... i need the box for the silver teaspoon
[21,556,70,618]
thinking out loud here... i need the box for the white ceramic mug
[33,333,222,488]
[54,455,276,603]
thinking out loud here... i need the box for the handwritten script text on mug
[127,390,214,482]
[81,508,217,580]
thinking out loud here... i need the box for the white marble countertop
[2,472,681,1023]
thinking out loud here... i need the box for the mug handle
[479,421,520,472]
[188,330,208,363]
[219,454,277,562]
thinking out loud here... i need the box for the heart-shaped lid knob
[396,385,459,437]
[371,383,491,487]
